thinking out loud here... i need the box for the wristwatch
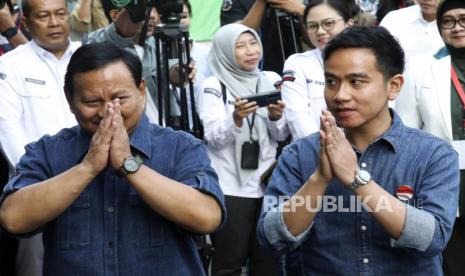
[1,27,18,39]
[117,156,142,176]
[350,169,371,191]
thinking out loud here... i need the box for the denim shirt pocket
[128,194,165,248]
[56,195,91,250]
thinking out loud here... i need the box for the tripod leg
[273,8,286,65]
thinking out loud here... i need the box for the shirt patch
[25,78,46,85]
[274,80,283,88]
[282,70,296,82]
[0,72,6,80]
[204,88,222,98]
[283,70,296,77]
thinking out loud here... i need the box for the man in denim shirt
[257,26,460,275]
[0,42,226,275]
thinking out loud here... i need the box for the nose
[333,83,352,103]
[49,14,59,26]
[316,24,326,35]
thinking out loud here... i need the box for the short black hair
[64,42,142,99]
[21,0,67,18]
[303,0,353,24]
[323,26,405,80]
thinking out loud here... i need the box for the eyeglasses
[441,17,465,29]
[305,18,344,33]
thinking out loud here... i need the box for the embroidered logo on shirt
[395,185,414,201]
[307,79,325,85]
[204,88,222,98]
[0,72,6,80]
[25,78,46,85]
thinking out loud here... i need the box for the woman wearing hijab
[395,0,465,274]
[197,23,288,275]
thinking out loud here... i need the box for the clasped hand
[81,99,132,177]
[317,110,358,186]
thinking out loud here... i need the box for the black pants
[443,217,465,276]
[211,196,279,276]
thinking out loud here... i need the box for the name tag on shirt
[452,140,465,169]
[25,78,46,85]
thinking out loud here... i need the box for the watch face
[358,170,371,182]
[124,158,139,172]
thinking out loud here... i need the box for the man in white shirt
[380,0,444,64]
[0,0,79,275]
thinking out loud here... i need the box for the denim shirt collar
[75,114,152,161]
[376,109,403,153]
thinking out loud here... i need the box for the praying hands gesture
[318,110,358,186]
[81,99,132,178]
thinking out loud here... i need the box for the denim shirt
[257,110,459,275]
[1,115,226,275]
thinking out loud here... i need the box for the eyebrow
[324,72,369,79]
[347,73,369,79]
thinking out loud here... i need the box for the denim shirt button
[363,258,369,264]
[361,163,367,168]
[361,225,367,231]
[107,207,114,213]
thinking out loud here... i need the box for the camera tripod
[138,4,203,139]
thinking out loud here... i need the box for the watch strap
[350,170,370,191]
[1,27,18,39]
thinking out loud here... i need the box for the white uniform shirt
[197,72,289,198]
[380,4,444,64]
[0,40,79,170]
[281,48,327,141]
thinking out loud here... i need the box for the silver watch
[350,169,371,191]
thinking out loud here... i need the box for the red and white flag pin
[396,185,414,201]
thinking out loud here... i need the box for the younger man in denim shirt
[257,26,459,275]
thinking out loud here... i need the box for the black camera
[153,0,184,25]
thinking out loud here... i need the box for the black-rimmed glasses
[441,17,465,29]
[305,18,344,33]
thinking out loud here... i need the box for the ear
[138,79,147,106]
[110,9,120,22]
[386,74,404,101]
[21,15,29,32]
[346,18,355,27]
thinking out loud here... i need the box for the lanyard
[245,80,261,142]
[451,65,465,127]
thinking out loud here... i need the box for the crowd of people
[0,0,464,275]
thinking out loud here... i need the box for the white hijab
[208,24,276,183]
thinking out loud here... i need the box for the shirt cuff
[390,204,435,251]
[263,203,312,251]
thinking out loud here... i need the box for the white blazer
[395,47,453,142]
